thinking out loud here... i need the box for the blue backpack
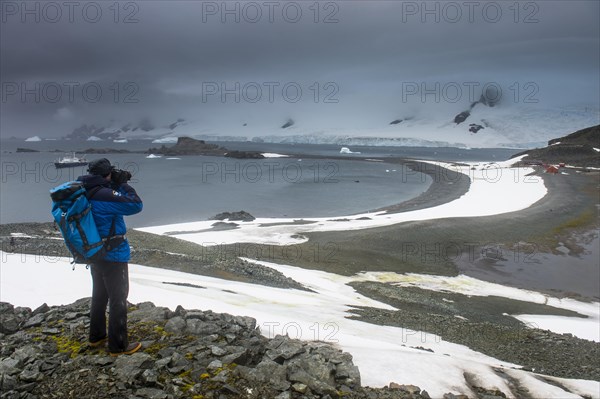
[50,181,120,264]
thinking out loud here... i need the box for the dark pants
[89,261,129,352]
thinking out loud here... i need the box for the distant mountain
[64,118,187,141]
[511,125,600,167]
[62,104,600,149]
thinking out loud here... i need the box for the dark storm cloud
[1,0,599,137]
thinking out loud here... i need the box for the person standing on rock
[78,158,143,356]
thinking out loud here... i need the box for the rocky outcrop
[468,124,484,134]
[282,119,295,129]
[512,125,600,167]
[454,111,470,125]
[147,137,265,158]
[147,137,227,156]
[15,148,40,153]
[224,151,265,159]
[389,119,403,125]
[454,87,500,128]
[0,299,435,399]
[210,211,256,222]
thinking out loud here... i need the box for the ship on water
[54,153,88,169]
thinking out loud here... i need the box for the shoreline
[2,155,599,397]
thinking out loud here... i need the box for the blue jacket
[77,175,143,262]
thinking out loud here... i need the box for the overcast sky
[1,0,599,137]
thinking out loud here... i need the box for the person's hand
[112,169,132,185]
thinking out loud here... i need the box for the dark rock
[210,211,256,222]
[224,150,265,159]
[135,387,168,399]
[0,315,21,334]
[220,384,242,395]
[1,374,18,391]
[0,358,21,375]
[291,382,308,393]
[274,391,291,399]
[1,390,20,399]
[390,383,421,394]
[335,362,361,385]
[16,148,40,153]
[186,319,220,336]
[32,304,50,316]
[147,136,226,156]
[222,348,249,365]
[113,353,154,381]
[210,346,227,357]
[389,119,403,125]
[292,351,339,393]
[246,358,290,391]
[18,368,42,383]
[266,337,305,362]
[281,119,294,129]
[129,306,171,323]
[207,359,223,370]
[454,111,470,125]
[22,314,45,329]
[469,124,484,133]
[0,302,15,314]
[141,369,159,385]
[164,316,186,333]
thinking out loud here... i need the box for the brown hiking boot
[109,342,142,356]
[89,337,107,348]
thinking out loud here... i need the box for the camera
[111,168,132,185]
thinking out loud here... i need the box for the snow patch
[261,153,289,158]
[152,137,178,144]
[354,271,600,342]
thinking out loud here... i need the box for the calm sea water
[0,140,519,228]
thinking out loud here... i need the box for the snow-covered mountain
[63,104,599,149]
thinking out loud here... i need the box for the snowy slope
[247,105,600,149]
[1,252,598,398]
[63,104,599,149]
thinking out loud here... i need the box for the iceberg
[24,136,42,142]
[261,153,289,158]
[113,139,128,143]
[87,136,102,141]
[146,154,162,159]
[340,147,361,154]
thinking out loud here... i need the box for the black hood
[77,174,111,191]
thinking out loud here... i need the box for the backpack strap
[85,186,103,200]
[104,217,125,251]
[85,185,125,252]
